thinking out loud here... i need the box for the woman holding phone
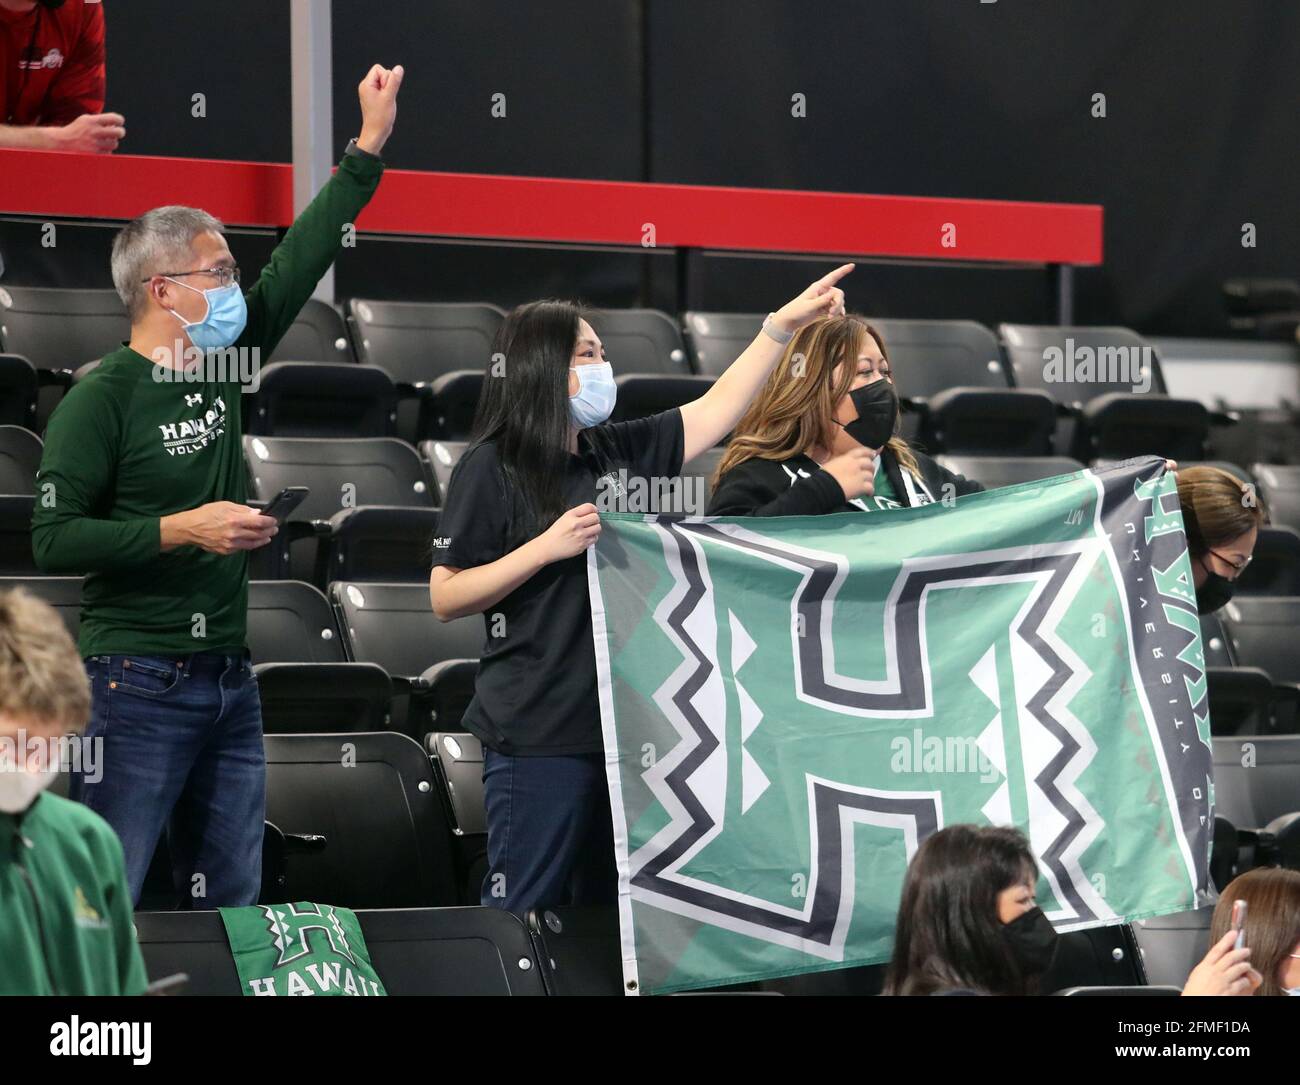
[429,265,853,912]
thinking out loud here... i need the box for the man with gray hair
[30,63,404,907]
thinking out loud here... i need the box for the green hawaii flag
[220,902,387,996]
[588,457,1213,995]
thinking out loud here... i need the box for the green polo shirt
[31,152,384,656]
[0,792,147,995]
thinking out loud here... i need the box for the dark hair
[467,299,586,541]
[883,825,1040,996]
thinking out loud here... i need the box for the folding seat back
[418,439,468,504]
[869,318,1009,396]
[244,435,435,522]
[1212,735,1300,828]
[936,455,1083,490]
[1131,908,1214,989]
[265,298,354,364]
[611,374,714,424]
[1252,463,1300,533]
[999,324,1167,400]
[346,300,504,383]
[525,907,625,996]
[682,311,766,377]
[247,362,397,438]
[263,731,459,908]
[331,581,484,677]
[0,424,41,493]
[133,906,547,995]
[0,495,36,575]
[247,580,347,663]
[1222,596,1300,681]
[590,308,691,375]
[0,354,38,430]
[0,286,129,371]
[1231,527,1300,596]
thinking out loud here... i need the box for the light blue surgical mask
[568,362,616,429]
[166,278,248,351]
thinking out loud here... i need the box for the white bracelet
[762,313,794,345]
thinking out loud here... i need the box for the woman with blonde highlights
[708,315,983,516]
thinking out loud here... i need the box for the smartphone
[257,486,309,523]
[1231,898,1248,950]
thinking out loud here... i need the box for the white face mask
[0,759,58,814]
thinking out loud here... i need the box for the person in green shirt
[29,63,404,908]
[0,586,147,996]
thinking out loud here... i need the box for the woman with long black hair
[429,265,853,912]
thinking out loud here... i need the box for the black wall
[2,0,1296,333]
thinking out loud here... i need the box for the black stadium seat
[525,907,624,996]
[1222,596,1300,683]
[0,575,81,639]
[243,435,436,584]
[936,455,1083,490]
[265,297,354,364]
[427,729,488,904]
[868,318,1056,457]
[418,439,468,504]
[1131,908,1214,989]
[999,324,1208,462]
[0,495,36,575]
[346,300,505,441]
[0,424,41,493]
[133,906,547,996]
[612,374,713,425]
[1252,462,1300,532]
[1212,735,1300,829]
[247,362,397,438]
[591,308,691,375]
[1231,526,1300,596]
[330,580,484,736]
[0,354,38,430]
[0,285,130,372]
[262,731,460,908]
[422,369,483,441]
[683,311,764,377]
[246,580,393,733]
[1200,611,1278,737]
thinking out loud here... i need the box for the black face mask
[1196,556,1236,615]
[838,379,899,450]
[1001,906,1059,977]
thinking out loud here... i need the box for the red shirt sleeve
[40,0,106,126]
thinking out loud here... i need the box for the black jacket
[707,446,984,517]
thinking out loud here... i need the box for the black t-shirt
[432,409,685,756]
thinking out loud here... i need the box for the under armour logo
[184,393,203,408]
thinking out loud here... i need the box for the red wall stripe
[0,149,1102,265]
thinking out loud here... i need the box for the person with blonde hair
[707,315,983,516]
[1176,465,1268,614]
[1209,868,1300,995]
[0,587,146,995]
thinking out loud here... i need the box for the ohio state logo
[20,49,65,71]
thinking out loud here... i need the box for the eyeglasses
[1206,546,1252,576]
[142,266,241,288]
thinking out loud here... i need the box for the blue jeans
[480,749,617,912]
[72,652,265,908]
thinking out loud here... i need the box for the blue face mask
[166,279,248,351]
[569,362,616,429]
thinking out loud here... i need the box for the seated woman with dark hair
[885,824,1262,996]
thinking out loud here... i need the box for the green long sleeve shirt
[0,792,147,996]
[30,152,384,657]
